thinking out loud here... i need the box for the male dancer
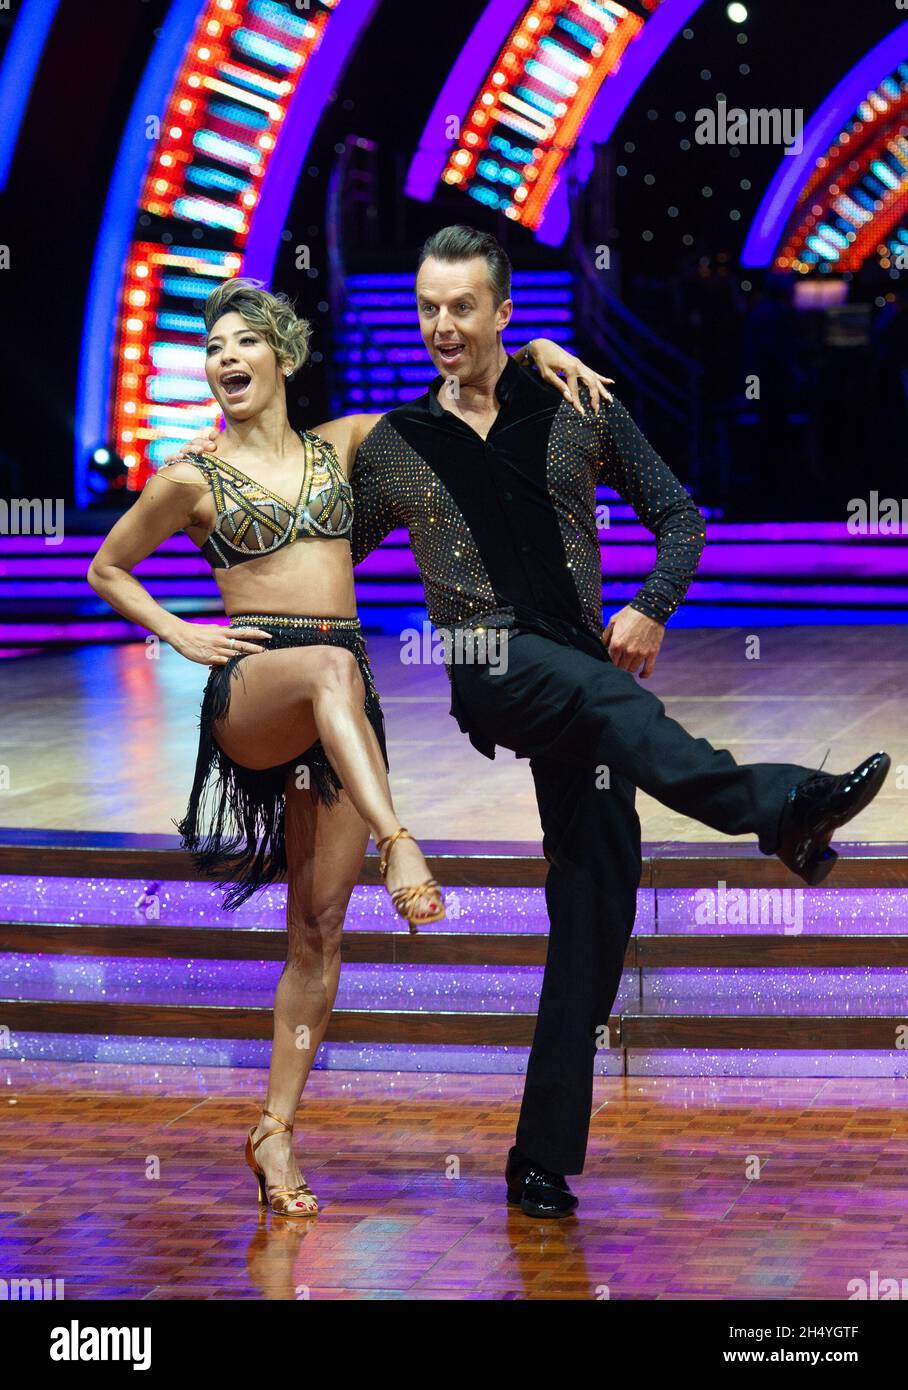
[348,225,889,1217]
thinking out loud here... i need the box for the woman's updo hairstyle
[203,276,313,378]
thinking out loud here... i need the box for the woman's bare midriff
[189,530,359,618]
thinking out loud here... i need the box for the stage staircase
[1,832,906,1077]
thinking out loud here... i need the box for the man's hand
[524,339,613,414]
[602,606,664,678]
[164,426,220,465]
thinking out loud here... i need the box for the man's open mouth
[220,371,252,399]
[436,343,465,365]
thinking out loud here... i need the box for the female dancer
[88,277,607,1218]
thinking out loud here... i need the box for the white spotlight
[727,3,748,21]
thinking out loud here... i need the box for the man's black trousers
[451,625,815,1174]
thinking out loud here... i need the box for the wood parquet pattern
[2,1064,906,1300]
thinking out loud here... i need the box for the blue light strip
[0,0,62,190]
[233,27,299,69]
[524,60,576,98]
[515,85,559,116]
[74,0,203,509]
[186,166,251,195]
[249,0,310,36]
[208,99,270,130]
[193,129,260,166]
[218,60,286,98]
[165,245,236,266]
[157,312,207,334]
[159,271,224,299]
[148,377,212,403]
[555,15,601,50]
[172,195,246,230]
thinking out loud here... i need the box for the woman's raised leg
[214,645,440,916]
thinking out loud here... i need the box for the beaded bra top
[167,430,354,570]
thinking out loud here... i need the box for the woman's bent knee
[309,647,364,702]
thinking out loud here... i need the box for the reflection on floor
[2,1062,906,1300]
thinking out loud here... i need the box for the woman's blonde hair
[203,276,313,377]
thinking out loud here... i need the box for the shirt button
[503,490,513,501]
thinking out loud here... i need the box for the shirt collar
[427,353,524,417]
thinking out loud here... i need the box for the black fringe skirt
[175,613,388,910]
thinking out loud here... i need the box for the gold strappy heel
[244,1108,319,1217]
[376,827,445,933]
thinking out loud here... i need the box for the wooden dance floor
[4,1062,907,1300]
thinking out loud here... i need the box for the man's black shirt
[351,355,706,634]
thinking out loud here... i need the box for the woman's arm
[86,460,273,665]
[514,339,614,413]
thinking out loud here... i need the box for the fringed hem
[176,617,387,910]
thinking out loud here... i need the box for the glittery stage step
[1,832,908,1073]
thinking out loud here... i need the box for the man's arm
[597,396,706,676]
[311,412,382,476]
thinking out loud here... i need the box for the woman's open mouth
[220,371,252,400]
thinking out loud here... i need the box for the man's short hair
[417,225,512,306]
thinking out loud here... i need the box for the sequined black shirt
[350,356,706,636]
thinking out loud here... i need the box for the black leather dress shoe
[505,1146,579,1218]
[777,751,890,886]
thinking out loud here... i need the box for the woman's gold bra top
[164,429,354,570]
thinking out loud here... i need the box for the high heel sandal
[244,1108,319,1217]
[376,826,445,933]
